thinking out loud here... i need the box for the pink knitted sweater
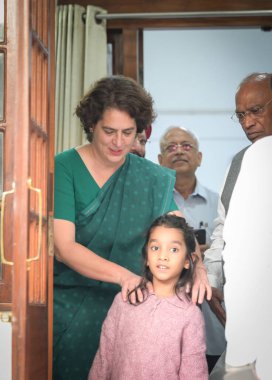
[88,292,208,380]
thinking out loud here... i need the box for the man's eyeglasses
[231,97,272,124]
[164,142,196,154]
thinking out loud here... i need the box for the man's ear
[197,151,203,167]
[158,154,163,165]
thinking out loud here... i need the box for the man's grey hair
[159,126,199,153]
[238,72,272,91]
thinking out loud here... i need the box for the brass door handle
[26,178,42,269]
[1,180,42,270]
[0,182,15,266]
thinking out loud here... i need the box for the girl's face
[91,108,137,167]
[147,226,190,296]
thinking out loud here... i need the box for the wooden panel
[11,0,31,374]
[26,306,48,379]
[58,0,272,82]
[0,0,55,379]
[29,31,49,304]
[24,0,54,378]
[58,0,272,12]
[47,0,56,377]
[1,0,54,379]
[58,0,272,28]
[123,29,138,81]
[0,0,17,308]
[107,29,123,74]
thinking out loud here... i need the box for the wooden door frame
[11,1,30,377]
[58,0,272,81]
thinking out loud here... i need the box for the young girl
[88,214,208,380]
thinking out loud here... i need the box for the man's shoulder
[232,145,251,162]
[196,180,219,202]
[204,186,219,201]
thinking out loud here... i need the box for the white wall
[143,28,272,193]
[0,320,12,380]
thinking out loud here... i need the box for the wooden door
[0,0,55,379]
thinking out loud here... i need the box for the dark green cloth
[53,149,177,380]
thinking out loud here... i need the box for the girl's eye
[170,247,178,253]
[150,246,159,251]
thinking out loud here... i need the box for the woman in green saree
[53,75,211,380]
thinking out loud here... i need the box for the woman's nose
[113,133,123,147]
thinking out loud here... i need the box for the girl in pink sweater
[88,214,208,380]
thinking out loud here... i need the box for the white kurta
[223,136,272,380]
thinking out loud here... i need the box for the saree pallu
[53,154,176,380]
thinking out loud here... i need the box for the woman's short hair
[75,75,156,142]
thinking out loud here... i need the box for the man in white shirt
[210,136,272,380]
[204,73,272,359]
[158,126,226,372]
[158,127,218,248]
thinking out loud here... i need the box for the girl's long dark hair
[128,214,197,304]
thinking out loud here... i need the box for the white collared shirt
[173,180,219,244]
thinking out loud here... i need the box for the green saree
[53,150,177,380]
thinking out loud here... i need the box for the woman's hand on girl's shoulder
[120,270,154,304]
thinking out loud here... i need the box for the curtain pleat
[84,6,107,92]
[55,5,107,153]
